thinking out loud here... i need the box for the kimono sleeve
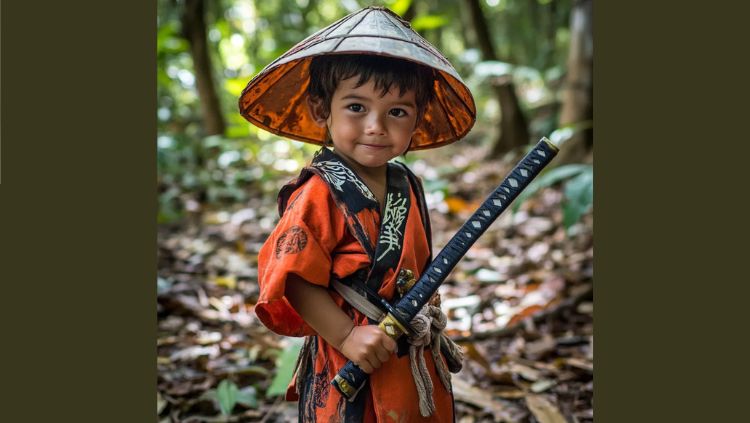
[255,176,345,337]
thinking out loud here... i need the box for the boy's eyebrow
[340,94,370,101]
[340,94,416,108]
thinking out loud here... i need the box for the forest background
[157,0,593,421]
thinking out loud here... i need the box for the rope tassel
[407,304,463,417]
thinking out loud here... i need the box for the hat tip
[364,5,411,27]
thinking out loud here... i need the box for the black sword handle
[331,138,559,400]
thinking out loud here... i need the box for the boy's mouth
[360,143,388,149]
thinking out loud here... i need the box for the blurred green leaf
[236,386,258,409]
[514,164,589,212]
[217,379,239,416]
[549,120,593,146]
[562,167,593,230]
[387,0,413,17]
[157,22,188,54]
[225,78,249,97]
[225,124,251,139]
[411,15,449,31]
[266,339,303,397]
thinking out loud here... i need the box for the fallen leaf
[507,305,544,327]
[494,387,526,399]
[563,357,593,372]
[525,394,567,423]
[217,379,239,415]
[525,334,557,359]
[576,301,593,315]
[452,377,527,422]
[509,362,541,381]
[267,338,303,397]
[531,379,557,393]
[212,275,237,290]
[236,386,258,409]
[445,196,471,214]
[157,391,167,414]
[475,268,504,283]
[461,343,492,372]
[196,331,222,345]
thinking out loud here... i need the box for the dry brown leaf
[507,305,544,327]
[157,391,167,414]
[462,343,493,373]
[525,394,568,423]
[509,362,541,381]
[494,387,526,399]
[563,357,593,372]
[452,377,527,422]
[157,336,179,347]
[525,334,557,359]
[531,379,557,393]
[444,196,471,214]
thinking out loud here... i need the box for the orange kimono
[256,148,454,422]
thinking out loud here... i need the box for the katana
[331,137,560,399]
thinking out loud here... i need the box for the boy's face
[309,76,418,174]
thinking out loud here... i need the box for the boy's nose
[364,114,386,136]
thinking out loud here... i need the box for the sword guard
[396,269,416,297]
[397,268,441,307]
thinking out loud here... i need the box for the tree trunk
[181,0,225,136]
[491,76,531,158]
[463,0,530,159]
[464,0,498,62]
[555,0,593,165]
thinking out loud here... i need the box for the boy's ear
[306,96,328,127]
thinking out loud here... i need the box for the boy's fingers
[375,347,390,364]
[382,336,397,352]
[357,360,374,374]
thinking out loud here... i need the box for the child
[240,6,475,422]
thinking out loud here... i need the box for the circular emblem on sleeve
[275,225,308,258]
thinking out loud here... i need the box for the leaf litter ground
[157,143,593,422]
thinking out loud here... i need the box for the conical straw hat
[238,6,476,150]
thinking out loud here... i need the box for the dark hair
[307,54,435,121]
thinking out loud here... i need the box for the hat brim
[238,8,476,150]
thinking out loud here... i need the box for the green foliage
[411,14,449,31]
[266,338,303,397]
[514,163,593,233]
[386,0,414,16]
[480,0,572,70]
[217,379,239,415]
[549,120,594,146]
[201,380,258,416]
[563,167,593,229]
[236,386,259,409]
[157,0,577,222]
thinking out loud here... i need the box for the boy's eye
[389,108,408,117]
[347,104,364,112]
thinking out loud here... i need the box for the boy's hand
[283,275,396,373]
[338,325,397,374]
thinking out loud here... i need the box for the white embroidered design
[313,161,376,201]
[377,192,408,261]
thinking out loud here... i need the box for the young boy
[240,6,475,422]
